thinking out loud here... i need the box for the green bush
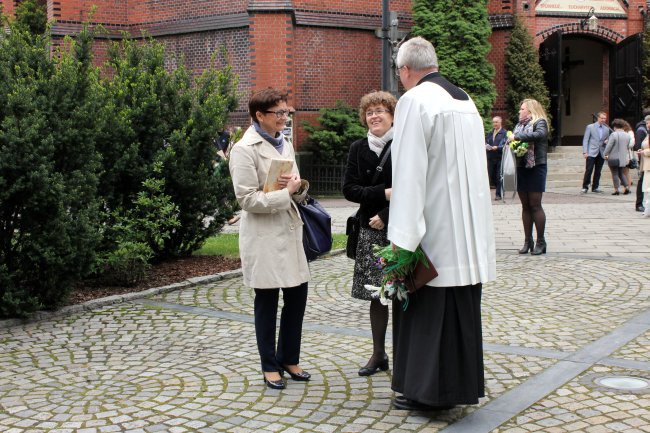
[0,23,102,317]
[505,16,551,129]
[99,38,239,259]
[101,241,153,287]
[412,0,496,126]
[302,100,365,165]
[0,17,240,317]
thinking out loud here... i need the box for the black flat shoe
[393,395,454,411]
[281,366,311,381]
[612,191,620,196]
[263,373,285,390]
[623,189,631,195]
[359,354,389,376]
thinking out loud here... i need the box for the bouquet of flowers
[506,131,529,157]
[364,244,430,310]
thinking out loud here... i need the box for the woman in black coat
[511,98,549,256]
[342,90,396,376]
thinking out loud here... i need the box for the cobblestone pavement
[1,187,649,432]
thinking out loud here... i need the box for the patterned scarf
[514,117,536,168]
[368,128,394,157]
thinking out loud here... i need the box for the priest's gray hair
[396,36,438,71]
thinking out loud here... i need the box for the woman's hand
[385,188,392,201]
[369,215,385,230]
[283,173,302,194]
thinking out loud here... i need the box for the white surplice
[387,79,497,287]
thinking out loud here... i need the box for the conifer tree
[641,22,650,109]
[504,16,551,128]
[412,0,496,123]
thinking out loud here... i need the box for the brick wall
[37,0,650,145]
[128,0,246,25]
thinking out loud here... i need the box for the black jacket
[634,120,647,152]
[514,119,548,166]
[342,138,391,228]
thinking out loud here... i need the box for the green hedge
[0,16,239,317]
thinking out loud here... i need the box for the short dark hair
[642,107,650,117]
[611,118,625,129]
[248,88,288,121]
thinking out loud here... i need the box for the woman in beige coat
[229,88,311,390]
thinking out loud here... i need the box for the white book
[263,159,294,192]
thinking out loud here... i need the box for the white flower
[364,284,381,299]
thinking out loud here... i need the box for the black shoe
[518,239,534,254]
[637,206,645,212]
[393,395,454,411]
[623,189,631,195]
[611,191,620,196]
[358,354,389,376]
[531,239,546,255]
[263,373,285,390]
[281,366,311,381]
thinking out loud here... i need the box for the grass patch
[195,233,347,257]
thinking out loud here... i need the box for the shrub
[99,38,239,259]
[302,100,366,165]
[101,241,153,287]
[504,16,551,129]
[0,23,102,317]
[412,0,496,126]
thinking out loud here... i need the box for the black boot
[531,238,546,255]
[518,239,534,254]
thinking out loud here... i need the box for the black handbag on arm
[346,146,391,259]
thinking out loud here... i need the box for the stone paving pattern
[1,188,649,432]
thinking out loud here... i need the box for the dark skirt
[391,284,484,406]
[351,227,388,300]
[517,163,547,192]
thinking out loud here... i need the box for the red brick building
[1,0,646,146]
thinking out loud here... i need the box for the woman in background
[604,118,631,196]
[511,99,549,256]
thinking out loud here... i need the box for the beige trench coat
[229,125,310,289]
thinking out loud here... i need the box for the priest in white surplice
[388,37,497,411]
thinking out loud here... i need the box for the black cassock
[391,283,484,406]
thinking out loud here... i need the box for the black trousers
[582,154,605,190]
[254,282,308,372]
[637,171,645,208]
[487,157,503,197]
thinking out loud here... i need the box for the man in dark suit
[485,116,508,200]
[581,112,610,193]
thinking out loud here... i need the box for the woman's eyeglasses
[365,109,389,117]
[264,110,291,119]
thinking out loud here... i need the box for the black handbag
[345,212,360,259]
[297,195,332,261]
[345,146,391,260]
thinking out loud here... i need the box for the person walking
[486,116,507,200]
[581,112,610,194]
[229,88,311,390]
[511,99,550,255]
[342,91,396,377]
[388,36,497,411]
[604,118,632,196]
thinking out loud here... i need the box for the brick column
[248,11,295,101]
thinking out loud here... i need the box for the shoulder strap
[372,145,391,184]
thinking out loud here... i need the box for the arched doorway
[539,28,642,146]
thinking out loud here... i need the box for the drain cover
[595,376,650,391]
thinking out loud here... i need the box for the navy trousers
[254,283,308,372]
